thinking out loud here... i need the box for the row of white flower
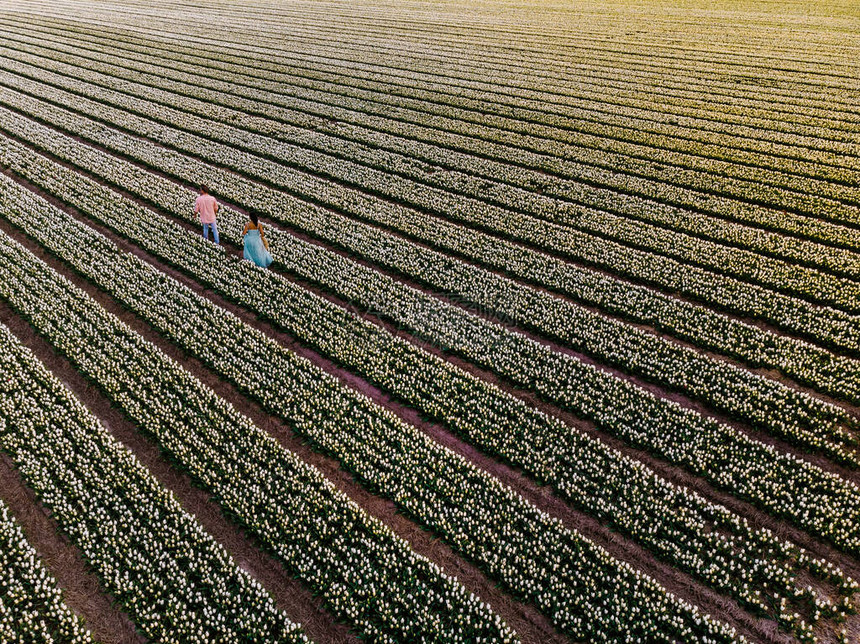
[188,5,858,124]
[0,495,95,644]
[0,159,748,642]
[0,214,519,643]
[10,21,859,283]
[4,42,860,372]
[23,0,856,121]
[19,1,857,178]
[0,326,309,642]
[2,52,859,354]
[39,13,860,213]
[0,134,852,641]
[2,38,859,317]
[105,22,860,218]
[2,92,856,466]
[1,106,857,515]
[206,7,860,144]
[5,17,858,221]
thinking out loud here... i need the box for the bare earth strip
[0,175,568,644]
[0,447,143,644]
[0,300,357,644]
[0,131,853,644]
[0,1,858,642]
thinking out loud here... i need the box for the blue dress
[243,226,273,267]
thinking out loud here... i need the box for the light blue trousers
[202,221,219,244]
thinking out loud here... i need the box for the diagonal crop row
[120,20,860,131]
[52,0,860,143]
[0,495,95,644]
[5,17,858,211]
[3,38,860,316]
[2,145,858,641]
[0,325,309,643]
[72,8,857,177]
[215,7,860,111]
[17,12,860,157]
[0,178,740,643]
[2,102,857,468]
[0,220,519,644]
[230,3,860,94]
[1,62,858,360]
[4,83,856,416]
[4,124,860,588]
[4,19,859,285]
[41,0,860,118]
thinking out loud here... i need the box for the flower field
[0,0,856,642]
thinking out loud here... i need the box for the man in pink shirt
[194,185,220,244]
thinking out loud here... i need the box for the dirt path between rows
[0,298,358,644]
[0,166,811,643]
[0,197,569,642]
[7,88,856,416]
[267,223,860,484]
[14,103,856,439]
[0,445,145,644]
[12,16,859,338]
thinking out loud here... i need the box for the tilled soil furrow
[0,162,834,644]
[0,445,144,644]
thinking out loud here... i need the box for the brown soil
[279,235,860,484]
[4,117,860,643]
[0,194,566,642]
[0,169,808,643]
[6,67,855,389]
[15,15,859,334]
[25,107,860,430]
[0,449,145,644]
[0,298,358,644]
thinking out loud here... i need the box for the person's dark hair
[248,210,259,226]
[200,184,209,194]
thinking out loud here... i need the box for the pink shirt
[194,194,218,224]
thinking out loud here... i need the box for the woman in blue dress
[242,210,273,268]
